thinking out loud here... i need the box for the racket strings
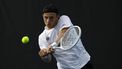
[61,27,79,49]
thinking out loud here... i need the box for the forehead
[43,12,57,17]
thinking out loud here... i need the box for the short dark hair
[42,4,59,15]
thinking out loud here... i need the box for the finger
[40,51,44,56]
[40,49,46,57]
[48,47,54,53]
[43,48,49,56]
[39,51,43,57]
[43,48,48,53]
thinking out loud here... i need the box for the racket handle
[51,42,58,49]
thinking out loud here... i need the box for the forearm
[39,27,69,57]
[54,27,69,44]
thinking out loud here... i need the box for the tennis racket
[52,25,81,50]
[41,54,52,63]
[41,26,81,62]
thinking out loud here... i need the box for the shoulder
[60,15,69,18]
[55,15,73,30]
[57,15,72,24]
[59,15,71,21]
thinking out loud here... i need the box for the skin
[43,12,59,29]
[38,12,68,57]
[39,12,59,57]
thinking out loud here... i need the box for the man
[38,4,93,69]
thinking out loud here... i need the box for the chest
[44,29,58,44]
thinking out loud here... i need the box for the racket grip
[51,42,58,49]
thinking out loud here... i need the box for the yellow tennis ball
[21,36,29,44]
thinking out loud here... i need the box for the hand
[38,47,54,57]
[47,45,54,54]
[38,48,48,57]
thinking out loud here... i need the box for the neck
[46,26,53,30]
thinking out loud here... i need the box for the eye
[44,16,48,19]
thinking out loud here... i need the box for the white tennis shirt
[38,15,90,69]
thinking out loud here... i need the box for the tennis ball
[21,36,29,44]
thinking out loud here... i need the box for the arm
[38,27,69,57]
[54,27,69,44]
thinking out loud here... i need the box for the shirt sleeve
[38,30,48,49]
[58,15,73,31]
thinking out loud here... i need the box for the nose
[47,18,51,23]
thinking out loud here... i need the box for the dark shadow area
[0,0,121,69]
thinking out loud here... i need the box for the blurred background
[0,0,121,69]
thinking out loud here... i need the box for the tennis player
[38,4,93,69]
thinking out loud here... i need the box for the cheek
[44,20,47,24]
[49,19,55,24]
[54,18,58,23]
